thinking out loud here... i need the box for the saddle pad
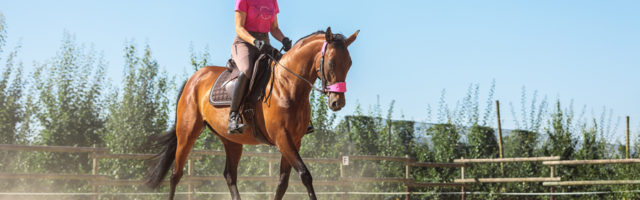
[209,68,239,106]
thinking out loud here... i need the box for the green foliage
[0,44,26,144]
[0,11,5,54]
[189,43,211,71]
[503,129,543,193]
[542,101,577,160]
[104,42,170,154]
[31,33,108,173]
[301,89,340,158]
[467,125,498,159]
[509,87,548,132]
[102,43,171,182]
[466,125,500,198]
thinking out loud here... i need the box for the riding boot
[228,73,249,134]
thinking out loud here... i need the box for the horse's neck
[271,40,323,102]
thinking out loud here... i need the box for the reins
[265,49,326,94]
[262,39,347,104]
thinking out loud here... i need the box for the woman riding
[229,0,292,134]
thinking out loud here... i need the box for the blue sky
[2,0,639,142]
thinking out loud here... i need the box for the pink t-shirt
[235,0,279,33]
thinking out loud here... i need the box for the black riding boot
[228,73,249,134]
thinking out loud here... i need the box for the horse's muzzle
[328,93,345,111]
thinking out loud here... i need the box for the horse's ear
[346,30,360,47]
[325,27,333,41]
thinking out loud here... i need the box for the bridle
[317,41,347,94]
[267,39,347,95]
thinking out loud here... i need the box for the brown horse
[145,27,359,200]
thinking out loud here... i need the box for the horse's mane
[295,30,346,47]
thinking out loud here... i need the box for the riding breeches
[231,31,269,78]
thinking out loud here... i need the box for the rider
[229,0,292,134]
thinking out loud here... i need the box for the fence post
[461,157,465,200]
[269,151,274,200]
[626,116,630,159]
[496,100,505,175]
[405,154,410,200]
[340,152,346,200]
[550,165,555,200]
[188,159,193,200]
[92,144,99,200]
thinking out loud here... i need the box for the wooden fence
[2,144,640,200]
[0,144,466,200]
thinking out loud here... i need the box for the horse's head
[316,27,359,111]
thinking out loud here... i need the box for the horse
[144,27,359,200]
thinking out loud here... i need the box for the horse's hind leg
[169,108,203,200]
[220,138,243,200]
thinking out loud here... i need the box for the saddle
[209,53,277,106]
[209,50,281,145]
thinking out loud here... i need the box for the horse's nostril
[331,101,338,108]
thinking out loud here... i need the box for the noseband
[318,41,347,94]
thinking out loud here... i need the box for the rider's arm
[235,11,258,45]
[270,16,285,42]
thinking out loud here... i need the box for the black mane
[295,30,346,46]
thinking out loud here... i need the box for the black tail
[144,127,177,188]
[144,81,186,188]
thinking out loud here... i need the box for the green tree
[541,101,577,197]
[0,37,26,145]
[0,15,31,193]
[104,43,169,154]
[0,11,5,53]
[31,33,107,173]
[426,123,462,199]
[103,43,170,182]
[503,129,543,194]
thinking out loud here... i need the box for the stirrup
[228,112,247,134]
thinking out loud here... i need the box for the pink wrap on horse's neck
[321,41,347,93]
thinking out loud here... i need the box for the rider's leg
[228,36,256,134]
[228,72,249,134]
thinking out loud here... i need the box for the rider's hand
[253,39,267,51]
[282,37,292,52]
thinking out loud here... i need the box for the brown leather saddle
[209,50,281,145]
[209,53,276,107]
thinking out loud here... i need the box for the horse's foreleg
[170,115,203,200]
[273,157,292,200]
[276,135,317,200]
[221,138,243,200]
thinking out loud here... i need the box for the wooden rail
[408,162,468,167]
[454,156,560,163]
[455,177,560,183]
[543,180,640,186]
[0,144,108,153]
[0,173,110,181]
[543,159,640,165]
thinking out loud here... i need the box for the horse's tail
[144,81,186,189]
